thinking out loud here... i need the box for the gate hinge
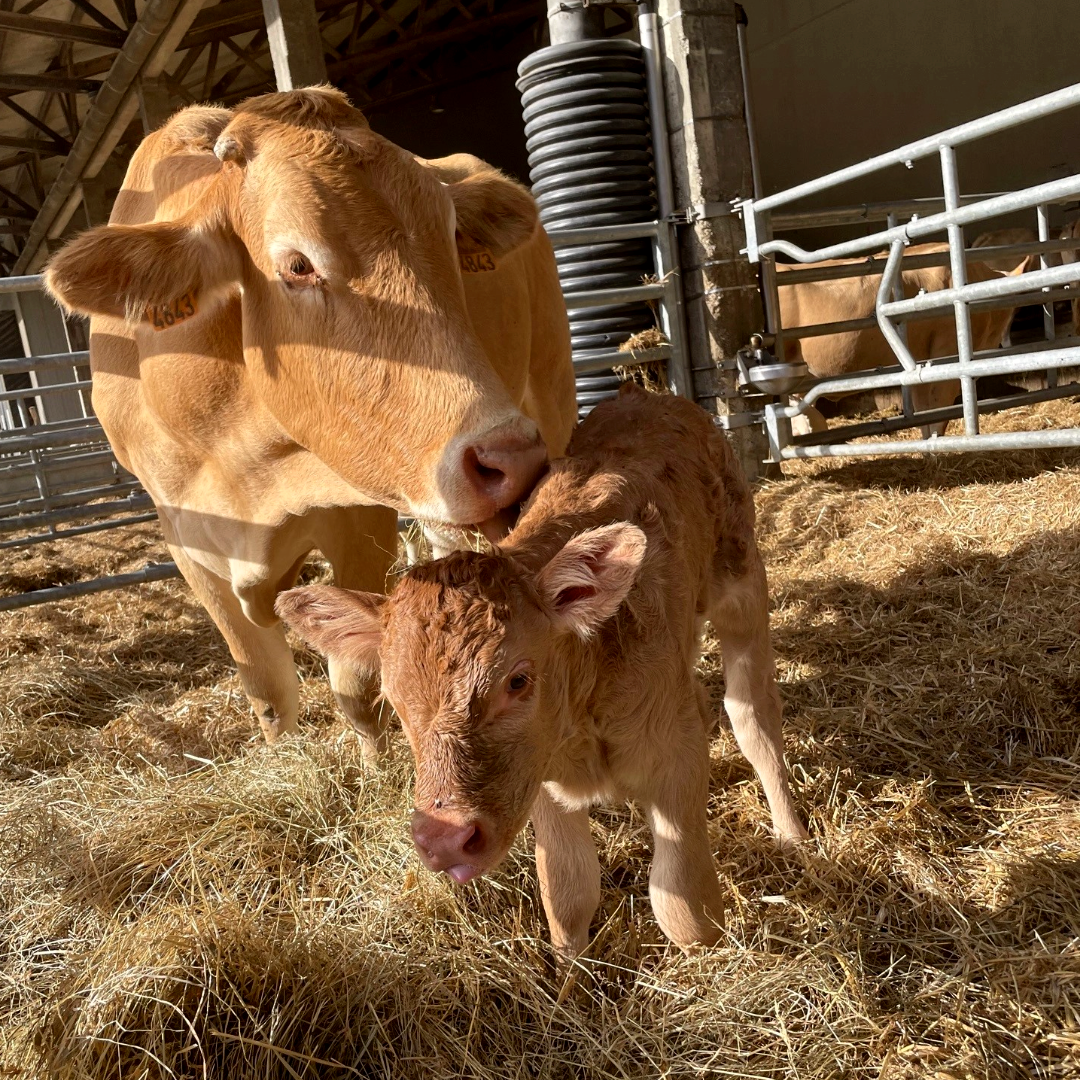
[669,200,736,226]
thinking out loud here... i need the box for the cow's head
[275,522,646,882]
[44,87,547,530]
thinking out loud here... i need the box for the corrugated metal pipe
[517,3,659,418]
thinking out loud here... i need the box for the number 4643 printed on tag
[146,291,198,331]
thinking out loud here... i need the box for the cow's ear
[448,170,538,260]
[44,182,242,322]
[534,523,647,638]
[275,586,386,669]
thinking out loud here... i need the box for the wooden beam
[221,35,273,82]
[0,10,125,46]
[0,72,101,94]
[0,179,36,216]
[0,151,35,173]
[263,0,328,89]
[0,132,68,152]
[0,95,72,150]
[66,0,125,34]
[327,4,540,79]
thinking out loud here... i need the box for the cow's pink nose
[411,809,489,874]
[462,427,548,512]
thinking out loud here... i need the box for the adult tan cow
[778,240,1031,434]
[44,87,576,752]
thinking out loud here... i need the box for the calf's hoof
[652,894,725,950]
[258,705,297,743]
[775,819,810,852]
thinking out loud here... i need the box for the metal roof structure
[0,0,556,274]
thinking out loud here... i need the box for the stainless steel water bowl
[742,361,812,396]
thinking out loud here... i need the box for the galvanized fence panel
[735,82,1080,461]
[0,275,179,608]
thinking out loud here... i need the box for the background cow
[44,87,575,752]
[780,238,1033,435]
[278,385,807,958]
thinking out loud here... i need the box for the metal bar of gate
[0,562,181,612]
[775,238,1080,286]
[752,83,1080,214]
[757,174,1080,264]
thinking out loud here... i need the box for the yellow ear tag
[146,290,198,331]
[459,251,496,274]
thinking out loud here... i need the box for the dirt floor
[1,400,1079,1079]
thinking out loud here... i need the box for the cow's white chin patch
[445,864,481,884]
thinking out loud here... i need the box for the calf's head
[44,87,546,530]
[276,522,646,882]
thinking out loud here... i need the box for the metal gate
[734,83,1080,461]
[0,274,179,612]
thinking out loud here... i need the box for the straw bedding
[2,400,1079,1079]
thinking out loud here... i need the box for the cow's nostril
[463,822,486,857]
[460,428,548,513]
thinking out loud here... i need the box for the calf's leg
[638,704,726,948]
[170,546,299,742]
[318,506,398,759]
[712,554,808,845]
[532,786,601,960]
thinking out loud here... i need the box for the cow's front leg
[531,786,601,961]
[638,706,725,948]
[320,506,398,760]
[170,545,298,742]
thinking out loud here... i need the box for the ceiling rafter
[66,0,124,34]
[0,97,71,151]
[0,10,125,46]
[0,0,550,269]
[0,72,101,94]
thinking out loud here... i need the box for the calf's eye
[507,672,531,694]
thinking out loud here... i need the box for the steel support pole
[657,0,769,478]
[263,0,328,90]
[940,144,978,435]
[1037,202,1059,389]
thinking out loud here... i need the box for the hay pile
[2,400,1080,1079]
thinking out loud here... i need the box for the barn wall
[740,0,1080,210]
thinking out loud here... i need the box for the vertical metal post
[1037,202,1059,389]
[639,1,692,400]
[887,212,915,417]
[940,144,979,435]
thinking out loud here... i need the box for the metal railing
[734,81,1080,461]
[0,274,179,609]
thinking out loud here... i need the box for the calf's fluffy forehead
[383,552,536,691]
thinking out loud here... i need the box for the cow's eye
[506,670,532,695]
[279,252,318,285]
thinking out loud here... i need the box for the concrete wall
[740,0,1080,208]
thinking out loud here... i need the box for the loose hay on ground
[2,400,1079,1078]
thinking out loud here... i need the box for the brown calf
[278,384,807,957]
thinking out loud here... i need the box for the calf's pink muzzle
[411,809,491,884]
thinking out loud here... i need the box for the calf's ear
[534,522,647,638]
[44,182,241,322]
[275,586,386,669]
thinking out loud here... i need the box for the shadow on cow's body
[278,385,808,959]
[43,87,575,748]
